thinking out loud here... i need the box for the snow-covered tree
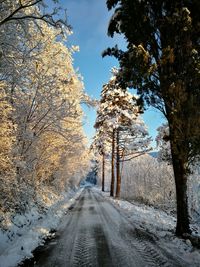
[0,2,91,216]
[94,69,151,197]
[156,124,171,163]
[0,84,17,211]
[121,154,175,208]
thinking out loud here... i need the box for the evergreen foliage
[104,0,200,236]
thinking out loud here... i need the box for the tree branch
[0,0,42,26]
[0,0,68,29]
[120,150,152,162]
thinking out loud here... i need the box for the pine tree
[95,69,151,197]
[104,0,200,236]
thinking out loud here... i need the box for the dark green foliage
[104,0,200,162]
[106,0,119,10]
[104,0,200,236]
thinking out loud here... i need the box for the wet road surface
[29,188,186,267]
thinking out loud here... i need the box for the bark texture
[170,131,191,236]
[115,129,121,198]
[110,129,115,197]
[102,153,105,192]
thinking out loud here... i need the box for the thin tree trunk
[115,129,121,198]
[110,129,115,197]
[102,153,105,192]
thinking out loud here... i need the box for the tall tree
[111,128,115,196]
[104,0,200,236]
[92,126,111,192]
[95,69,151,197]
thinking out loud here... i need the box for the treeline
[0,1,90,219]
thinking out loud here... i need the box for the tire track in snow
[93,191,182,267]
[70,189,98,267]
[91,191,143,267]
[71,229,97,267]
[31,188,188,267]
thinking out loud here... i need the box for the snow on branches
[93,69,151,196]
[0,3,91,217]
[94,69,151,160]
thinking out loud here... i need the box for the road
[29,187,186,267]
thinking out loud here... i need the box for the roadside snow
[0,187,83,267]
[112,197,176,232]
[94,187,200,266]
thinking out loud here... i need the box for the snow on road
[21,187,199,267]
[96,188,200,266]
[1,186,200,267]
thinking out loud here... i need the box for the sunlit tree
[95,69,151,197]
[0,2,91,214]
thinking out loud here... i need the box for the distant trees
[94,69,151,197]
[104,0,200,236]
[0,1,91,216]
[156,124,171,163]
[121,154,175,208]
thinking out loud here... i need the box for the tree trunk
[102,153,105,192]
[159,16,194,236]
[169,126,191,236]
[110,129,115,197]
[115,129,121,198]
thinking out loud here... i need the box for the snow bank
[112,198,176,232]
[0,187,83,267]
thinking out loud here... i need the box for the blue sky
[52,0,165,148]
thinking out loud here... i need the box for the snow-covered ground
[0,187,83,267]
[94,187,200,266]
[1,185,200,267]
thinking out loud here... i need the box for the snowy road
[30,187,186,267]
